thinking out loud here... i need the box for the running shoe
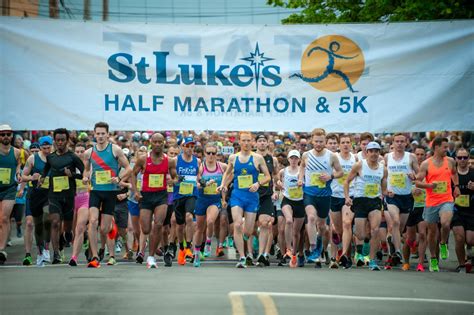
[339,254,350,269]
[464,261,472,273]
[36,254,45,267]
[314,258,322,269]
[369,259,380,271]
[222,237,228,248]
[22,255,33,266]
[416,263,425,272]
[228,236,234,248]
[107,257,117,266]
[402,263,410,271]
[355,253,365,267]
[177,249,186,265]
[42,250,51,263]
[391,251,402,266]
[246,254,255,266]
[115,239,122,254]
[329,257,339,269]
[363,255,370,265]
[384,256,393,270]
[136,252,144,264]
[7,240,12,247]
[284,249,292,260]
[264,255,270,267]
[60,250,66,263]
[68,258,78,267]
[169,243,177,258]
[185,248,193,260]
[124,250,134,260]
[216,246,225,257]
[297,255,305,267]
[146,256,157,269]
[307,249,320,263]
[289,255,297,268]
[439,243,449,260]
[455,265,465,273]
[429,258,439,272]
[98,248,105,262]
[204,244,212,258]
[87,257,100,268]
[277,256,286,267]
[164,250,173,267]
[52,252,62,264]
[236,257,247,268]
[193,254,201,267]
[156,247,164,257]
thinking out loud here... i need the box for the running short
[195,197,221,216]
[140,191,168,211]
[258,194,274,217]
[276,209,283,217]
[89,190,117,216]
[0,185,17,201]
[49,195,74,221]
[330,197,346,213]
[74,191,89,212]
[385,194,414,214]
[127,200,139,217]
[114,201,129,229]
[423,202,454,223]
[29,188,49,218]
[230,192,259,213]
[174,196,196,225]
[406,206,424,227]
[351,197,382,219]
[281,197,305,219]
[303,194,331,219]
[451,211,474,231]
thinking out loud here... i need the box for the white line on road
[229,291,474,306]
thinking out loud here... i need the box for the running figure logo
[292,35,365,93]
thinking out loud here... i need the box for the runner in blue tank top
[82,122,132,268]
[218,132,271,268]
[298,128,343,264]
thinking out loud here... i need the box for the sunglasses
[456,156,468,160]
[0,133,12,137]
[206,151,217,155]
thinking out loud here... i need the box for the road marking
[229,291,474,306]
[257,294,279,315]
[228,293,246,315]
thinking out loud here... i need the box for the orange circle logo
[292,35,365,93]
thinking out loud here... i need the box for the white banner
[1,18,473,132]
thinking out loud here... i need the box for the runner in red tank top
[416,137,460,272]
[131,133,177,269]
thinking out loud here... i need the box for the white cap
[288,149,301,158]
[0,124,12,132]
[411,140,419,145]
[141,132,149,141]
[122,148,130,156]
[367,141,381,150]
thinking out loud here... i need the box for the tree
[267,0,473,24]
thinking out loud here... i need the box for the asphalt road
[1,231,473,315]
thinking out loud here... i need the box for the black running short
[89,190,117,216]
[174,196,196,225]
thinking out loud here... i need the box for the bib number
[53,176,69,192]
[455,195,470,208]
[95,170,112,185]
[0,168,11,185]
[149,174,164,188]
[179,182,194,195]
[258,174,269,187]
[433,181,447,194]
[288,186,303,199]
[237,175,253,189]
[204,182,218,195]
[41,176,50,189]
[390,172,406,189]
[337,172,349,185]
[364,183,379,197]
[167,185,173,193]
[413,190,426,204]
[310,173,326,188]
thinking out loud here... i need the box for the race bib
[237,175,253,189]
[413,190,426,204]
[390,172,406,189]
[258,173,269,187]
[337,172,349,185]
[95,170,112,185]
[41,176,50,189]
[288,186,303,199]
[53,176,69,192]
[167,184,173,193]
[455,195,470,208]
[0,168,11,184]
[310,173,326,188]
[204,182,218,195]
[137,179,142,191]
[433,181,447,194]
[149,174,164,188]
[179,182,194,195]
[364,183,379,197]
[76,178,86,191]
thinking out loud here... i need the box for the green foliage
[267,0,473,24]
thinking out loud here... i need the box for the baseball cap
[39,136,53,146]
[411,140,419,145]
[78,132,88,141]
[122,148,130,156]
[0,124,12,132]
[141,132,150,141]
[30,142,40,150]
[255,133,267,141]
[182,136,195,146]
[367,141,381,150]
[288,149,301,158]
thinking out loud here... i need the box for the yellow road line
[228,293,246,315]
[257,294,279,315]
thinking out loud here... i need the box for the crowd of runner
[0,123,472,272]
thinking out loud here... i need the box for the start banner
[1,18,473,132]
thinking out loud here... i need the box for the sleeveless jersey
[425,157,453,207]
[303,149,332,197]
[354,160,384,198]
[331,152,356,198]
[142,154,168,192]
[90,143,119,191]
[387,152,412,195]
